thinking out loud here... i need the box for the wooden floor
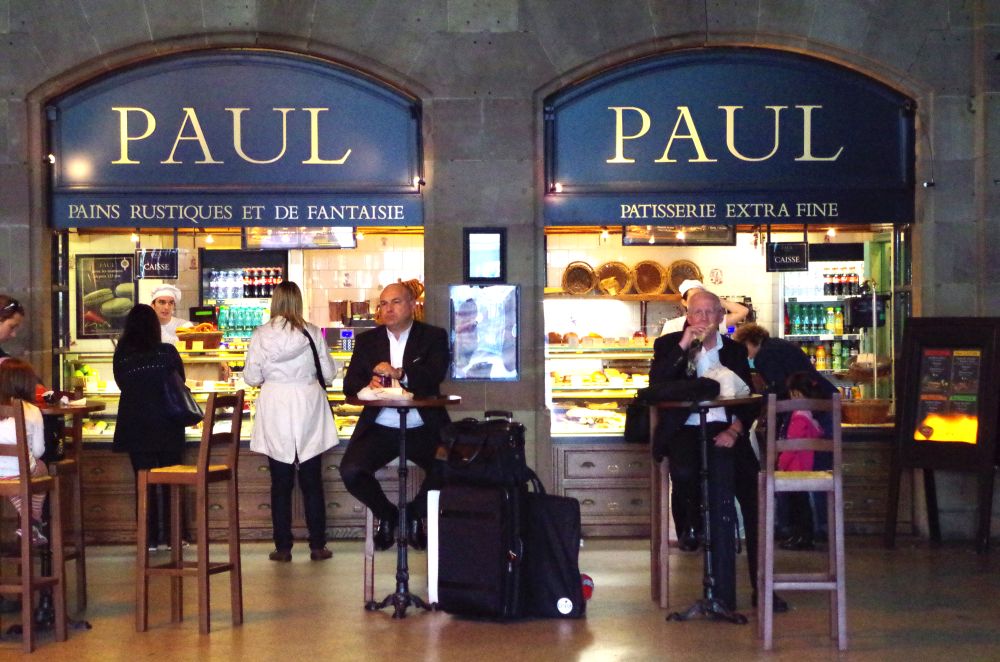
[3,536,999,660]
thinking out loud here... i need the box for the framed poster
[463,228,506,283]
[76,254,137,338]
[885,317,1000,552]
[449,284,518,381]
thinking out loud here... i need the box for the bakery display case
[58,347,361,442]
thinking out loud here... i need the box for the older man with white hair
[660,279,749,336]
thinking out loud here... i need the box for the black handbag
[440,414,531,487]
[163,370,204,427]
[623,397,650,444]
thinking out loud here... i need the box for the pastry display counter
[57,347,382,543]
[59,348,362,442]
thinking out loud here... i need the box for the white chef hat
[150,284,182,304]
[678,279,706,298]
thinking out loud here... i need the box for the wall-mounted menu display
[913,348,980,444]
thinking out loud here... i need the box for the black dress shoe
[407,516,428,551]
[310,547,333,561]
[779,535,815,551]
[752,591,790,613]
[374,517,396,551]
[678,527,700,552]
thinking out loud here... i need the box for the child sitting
[777,371,829,551]
[0,359,48,546]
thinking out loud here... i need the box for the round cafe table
[346,394,461,619]
[651,394,761,625]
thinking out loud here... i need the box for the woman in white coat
[243,281,338,562]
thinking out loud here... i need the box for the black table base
[365,406,432,619]
[667,405,747,625]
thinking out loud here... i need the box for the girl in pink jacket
[777,372,828,550]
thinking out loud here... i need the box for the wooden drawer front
[564,487,650,518]
[322,457,410,483]
[842,446,890,481]
[562,449,651,480]
[196,486,273,526]
[843,484,889,520]
[81,453,135,487]
[82,489,136,530]
[239,452,274,485]
[325,489,369,523]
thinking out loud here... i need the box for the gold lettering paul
[111,106,352,165]
[606,105,843,164]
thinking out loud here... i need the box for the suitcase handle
[484,410,513,421]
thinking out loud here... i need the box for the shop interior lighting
[130,229,140,243]
[46,154,56,164]
[413,176,425,188]
[600,227,609,241]
[205,232,215,244]
[356,229,364,240]
[676,230,686,241]
[826,228,837,238]
[552,182,563,193]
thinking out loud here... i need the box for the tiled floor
[3,536,999,660]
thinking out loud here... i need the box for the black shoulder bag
[163,370,204,427]
[302,328,328,387]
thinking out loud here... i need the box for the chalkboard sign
[885,317,1000,552]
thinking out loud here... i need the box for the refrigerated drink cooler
[199,248,288,339]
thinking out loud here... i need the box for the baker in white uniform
[660,279,749,336]
[150,284,194,343]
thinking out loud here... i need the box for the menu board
[913,348,980,444]
[76,254,136,338]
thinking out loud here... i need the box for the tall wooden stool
[757,393,847,651]
[47,411,87,612]
[649,406,672,608]
[136,391,244,634]
[0,401,67,653]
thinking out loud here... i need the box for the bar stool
[757,393,847,651]
[47,412,87,612]
[136,391,244,634]
[0,401,67,653]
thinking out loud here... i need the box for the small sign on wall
[136,249,179,279]
[765,242,809,272]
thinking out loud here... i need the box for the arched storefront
[539,47,916,537]
[42,48,431,541]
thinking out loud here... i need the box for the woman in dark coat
[112,304,187,550]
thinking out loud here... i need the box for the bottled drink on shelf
[834,306,845,335]
[823,272,832,296]
[242,269,252,298]
[815,343,827,371]
[825,306,835,333]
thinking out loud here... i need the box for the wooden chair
[47,410,87,612]
[0,401,67,653]
[136,391,244,634]
[757,393,847,651]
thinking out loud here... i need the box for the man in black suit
[340,282,451,551]
[650,289,780,612]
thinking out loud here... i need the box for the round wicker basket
[666,259,703,294]
[595,261,633,295]
[632,260,668,295]
[561,261,597,295]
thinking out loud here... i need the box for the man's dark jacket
[343,320,451,441]
[649,331,758,457]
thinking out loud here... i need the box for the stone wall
[1,0,997,536]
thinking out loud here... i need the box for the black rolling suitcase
[436,483,524,619]
[521,490,586,618]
